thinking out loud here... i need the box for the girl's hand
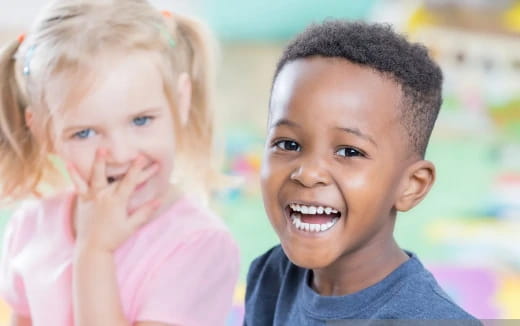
[67,148,161,253]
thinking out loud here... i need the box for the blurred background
[0,0,519,324]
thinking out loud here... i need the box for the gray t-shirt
[244,245,480,326]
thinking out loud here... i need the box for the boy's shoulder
[245,247,479,322]
[245,245,302,325]
[248,244,291,277]
[246,244,304,290]
[376,258,478,320]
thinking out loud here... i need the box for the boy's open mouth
[286,203,341,233]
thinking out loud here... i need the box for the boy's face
[262,57,415,269]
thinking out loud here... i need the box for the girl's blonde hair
[0,0,222,202]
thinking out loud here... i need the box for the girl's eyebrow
[63,124,94,134]
[131,107,163,116]
[62,107,164,133]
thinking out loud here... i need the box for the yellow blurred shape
[246,154,261,171]
[407,6,436,34]
[0,299,11,326]
[504,2,520,32]
[233,283,246,304]
[497,275,520,318]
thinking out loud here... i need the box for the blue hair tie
[154,23,176,48]
[23,45,37,76]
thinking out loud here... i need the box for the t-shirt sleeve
[0,205,35,316]
[136,229,240,326]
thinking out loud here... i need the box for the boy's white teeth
[289,204,339,215]
[290,214,338,233]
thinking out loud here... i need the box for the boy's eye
[133,116,153,126]
[275,140,301,152]
[73,128,96,139]
[336,147,364,158]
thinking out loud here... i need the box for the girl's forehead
[45,51,169,118]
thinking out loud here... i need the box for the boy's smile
[262,56,419,273]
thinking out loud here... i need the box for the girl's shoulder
[133,195,237,254]
[150,195,230,235]
[3,192,74,250]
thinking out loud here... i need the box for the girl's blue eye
[73,128,95,139]
[275,140,301,152]
[133,116,153,126]
[336,147,364,158]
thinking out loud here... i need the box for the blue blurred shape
[203,0,376,41]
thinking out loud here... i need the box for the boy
[244,21,479,324]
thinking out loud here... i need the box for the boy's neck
[310,238,409,296]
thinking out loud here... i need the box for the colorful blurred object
[204,0,376,41]
[0,1,519,324]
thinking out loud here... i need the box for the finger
[127,199,162,231]
[119,163,159,197]
[66,162,89,195]
[135,163,159,185]
[115,156,146,197]
[90,148,108,191]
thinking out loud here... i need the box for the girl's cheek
[59,144,96,179]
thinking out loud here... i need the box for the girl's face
[46,51,179,211]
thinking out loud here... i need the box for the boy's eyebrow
[270,119,378,147]
[335,126,378,147]
[270,119,300,129]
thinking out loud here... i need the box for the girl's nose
[104,135,139,165]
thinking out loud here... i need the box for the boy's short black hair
[273,20,443,157]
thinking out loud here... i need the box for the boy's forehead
[269,57,403,124]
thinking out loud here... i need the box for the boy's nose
[290,158,331,188]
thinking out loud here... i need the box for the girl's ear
[25,107,44,140]
[176,72,192,126]
[395,160,435,212]
[25,107,33,129]
[25,107,55,152]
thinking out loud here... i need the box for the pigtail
[0,39,46,202]
[166,13,230,199]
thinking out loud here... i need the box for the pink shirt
[0,192,240,325]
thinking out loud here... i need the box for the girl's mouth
[106,175,150,191]
[286,203,342,233]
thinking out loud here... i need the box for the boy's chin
[281,242,338,270]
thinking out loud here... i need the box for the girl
[0,0,239,325]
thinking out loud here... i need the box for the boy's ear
[395,160,435,212]
[176,72,192,126]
